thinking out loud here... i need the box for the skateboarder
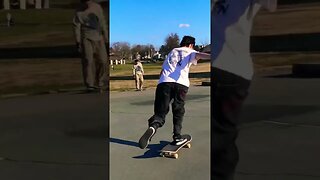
[211,0,277,179]
[139,36,211,149]
[73,0,108,92]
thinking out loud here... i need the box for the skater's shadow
[133,141,169,159]
[109,137,169,159]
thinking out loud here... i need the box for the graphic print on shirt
[86,13,100,30]
[177,50,183,66]
[135,65,142,72]
[168,49,191,68]
[159,47,197,87]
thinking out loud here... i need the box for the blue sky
[110,0,210,49]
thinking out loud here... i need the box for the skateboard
[160,134,192,159]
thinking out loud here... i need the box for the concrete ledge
[201,81,211,86]
[292,63,320,77]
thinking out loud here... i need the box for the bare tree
[111,42,131,60]
[159,33,180,56]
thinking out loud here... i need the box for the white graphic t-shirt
[159,47,198,87]
[211,0,277,80]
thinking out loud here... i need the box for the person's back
[159,46,198,87]
[72,0,108,91]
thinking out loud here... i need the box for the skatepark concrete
[0,70,320,180]
[0,92,108,180]
[236,73,320,180]
[110,86,210,180]
[110,71,320,180]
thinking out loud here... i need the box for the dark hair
[180,36,196,47]
[80,0,90,3]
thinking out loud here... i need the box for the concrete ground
[0,71,320,180]
[110,71,320,180]
[236,74,320,180]
[110,86,210,180]
[0,92,108,180]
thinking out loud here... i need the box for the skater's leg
[211,67,250,179]
[139,82,172,149]
[150,82,172,128]
[171,83,188,136]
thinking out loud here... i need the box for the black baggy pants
[211,67,251,180]
[148,82,188,135]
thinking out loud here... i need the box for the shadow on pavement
[110,138,169,159]
[110,137,140,147]
[133,141,169,159]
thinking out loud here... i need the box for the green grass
[0,9,77,47]
[110,62,163,76]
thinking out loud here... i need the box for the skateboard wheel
[173,154,178,159]
[186,143,191,148]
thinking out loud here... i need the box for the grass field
[253,3,320,35]
[0,9,76,47]
[2,51,319,95]
[0,3,319,96]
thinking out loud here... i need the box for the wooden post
[3,0,10,10]
[20,0,26,9]
[35,0,41,9]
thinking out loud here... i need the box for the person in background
[132,59,144,91]
[73,0,108,92]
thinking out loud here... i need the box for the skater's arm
[256,0,277,12]
[195,52,211,61]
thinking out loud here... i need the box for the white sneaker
[138,127,156,149]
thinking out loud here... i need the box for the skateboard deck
[160,134,192,159]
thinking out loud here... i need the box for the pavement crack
[263,120,320,128]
